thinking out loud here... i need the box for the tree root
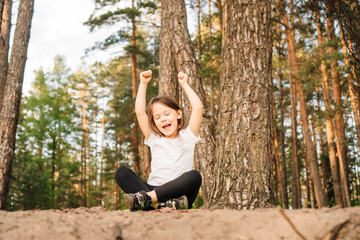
[321,218,350,240]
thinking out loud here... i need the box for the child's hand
[140,70,152,84]
[178,71,188,87]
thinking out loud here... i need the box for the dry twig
[277,206,307,240]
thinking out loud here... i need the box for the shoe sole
[124,194,135,211]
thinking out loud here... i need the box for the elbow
[135,109,143,117]
[135,106,143,116]
[193,103,204,113]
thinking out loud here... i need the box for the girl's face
[152,102,182,139]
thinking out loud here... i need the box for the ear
[177,109,182,119]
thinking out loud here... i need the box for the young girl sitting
[115,70,203,211]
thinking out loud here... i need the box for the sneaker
[124,190,152,211]
[158,195,189,210]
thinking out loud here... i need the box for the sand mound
[1,206,359,239]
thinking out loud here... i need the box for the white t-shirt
[145,127,200,186]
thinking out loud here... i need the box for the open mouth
[162,123,171,131]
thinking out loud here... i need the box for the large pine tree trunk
[210,0,274,209]
[159,0,216,206]
[159,0,179,100]
[0,0,12,112]
[279,0,327,207]
[0,0,34,210]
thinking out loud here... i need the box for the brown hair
[147,96,185,136]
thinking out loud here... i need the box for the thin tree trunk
[0,0,12,112]
[0,0,4,29]
[279,0,326,207]
[100,111,105,190]
[304,154,312,208]
[81,90,87,207]
[0,0,34,210]
[290,76,301,209]
[338,12,360,157]
[277,59,288,209]
[312,0,342,206]
[214,0,223,35]
[208,0,215,124]
[51,132,56,204]
[315,87,329,204]
[115,136,121,205]
[131,0,140,174]
[325,1,351,207]
[197,0,201,59]
[159,0,216,207]
[273,104,282,205]
[274,21,288,208]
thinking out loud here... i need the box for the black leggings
[115,166,202,209]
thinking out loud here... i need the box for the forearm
[181,83,203,111]
[135,82,148,115]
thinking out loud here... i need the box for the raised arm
[178,72,204,136]
[135,70,152,140]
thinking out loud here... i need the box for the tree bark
[278,76,288,209]
[0,0,12,112]
[131,0,140,174]
[159,0,179,100]
[100,111,105,190]
[325,0,351,207]
[0,0,34,210]
[214,0,223,35]
[304,154,311,208]
[210,0,274,209]
[197,0,202,59]
[208,0,215,124]
[81,90,87,207]
[279,0,327,207]
[273,103,282,205]
[289,76,301,209]
[338,14,360,156]
[159,0,216,206]
[274,24,288,209]
[312,0,342,206]
[0,0,4,34]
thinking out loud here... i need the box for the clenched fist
[140,70,152,84]
[178,71,188,87]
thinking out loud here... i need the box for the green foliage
[8,56,81,210]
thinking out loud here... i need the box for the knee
[189,170,202,185]
[115,166,131,184]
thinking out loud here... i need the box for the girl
[115,70,203,211]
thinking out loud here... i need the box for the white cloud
[23,0,117,95]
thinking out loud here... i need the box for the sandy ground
[0,206,359,240]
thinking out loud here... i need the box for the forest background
[2,0,360,211]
